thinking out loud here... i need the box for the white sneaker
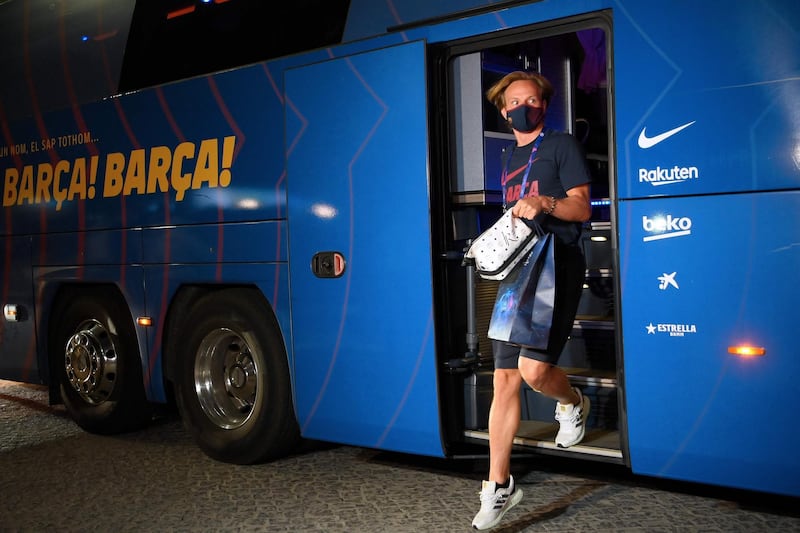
[555,387,590,448]
[471,475,523,530]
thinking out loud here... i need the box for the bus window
[0,0,135,124]
[119,0,351,92]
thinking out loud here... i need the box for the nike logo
[637,121,696,149]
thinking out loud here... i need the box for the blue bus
[1,0,798,498]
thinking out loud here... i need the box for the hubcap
[64,319,117,404]
[195,328,259,430]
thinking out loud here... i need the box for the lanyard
[501,129,546,209]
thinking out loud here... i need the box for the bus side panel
[0,235,38,382]
[33,262,147,388]
[286,41,443,457]
[26,219,290,405]
[614,0,800,200]
[140,220,291,403]
[343,0,609,43]
[0,43,409,237]
[141,221,286,265]
[140,263,292,404]
[619,191,800,496]
[0,61,291,236]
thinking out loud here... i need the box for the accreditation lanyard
[501,129,546,209]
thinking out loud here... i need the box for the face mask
[506,104,545,133]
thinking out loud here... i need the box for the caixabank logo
[642,214,692,242]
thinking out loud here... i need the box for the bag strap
[501,128,547,210]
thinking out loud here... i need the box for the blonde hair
[485,71,554,111]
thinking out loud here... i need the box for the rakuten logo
[642,215,692,242]
[638,165,699,186]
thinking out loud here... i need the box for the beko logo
[642,214,692,242]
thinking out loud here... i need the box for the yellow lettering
[123,149,146,196]
[36,163,53,203]
[0,138,240,210]
[147,146,171,193]
[103,152,125,198]
[171,142,194,201]
[4,168,19,207]
[18,165,34,205]
[88,155,98,200]
[53,160,69,211]
[192,138,219,190]
[219,135,235,187]
[67,158,88,202]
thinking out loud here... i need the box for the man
[472,71,592,530]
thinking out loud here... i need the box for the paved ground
[1,379,799,532]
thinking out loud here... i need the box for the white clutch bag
[463,210,542,280]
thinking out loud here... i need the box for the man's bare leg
[487,368,523,483]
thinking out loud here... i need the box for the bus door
[285,41,444,457]
[615,0,800,496]
[620,192,800,496]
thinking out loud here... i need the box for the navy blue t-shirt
[501,129,591,246]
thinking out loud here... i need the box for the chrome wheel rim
[194,328,259,430]
[64,319,118,404]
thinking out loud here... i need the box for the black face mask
[506,104,545,133]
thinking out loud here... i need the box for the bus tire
[173,288,300,464]
[52,287,150,434]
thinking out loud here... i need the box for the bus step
[464,421,623,462]
[564,367,617,388]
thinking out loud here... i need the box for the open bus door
[284,41,445,457]
[438,17,623,463]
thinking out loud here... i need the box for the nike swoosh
[637,121,696,149]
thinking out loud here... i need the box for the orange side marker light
[728,345,766,357]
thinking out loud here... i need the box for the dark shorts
[493,240,585,369]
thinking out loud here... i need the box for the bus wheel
[53,287,150,434]
[173,289,300,464]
